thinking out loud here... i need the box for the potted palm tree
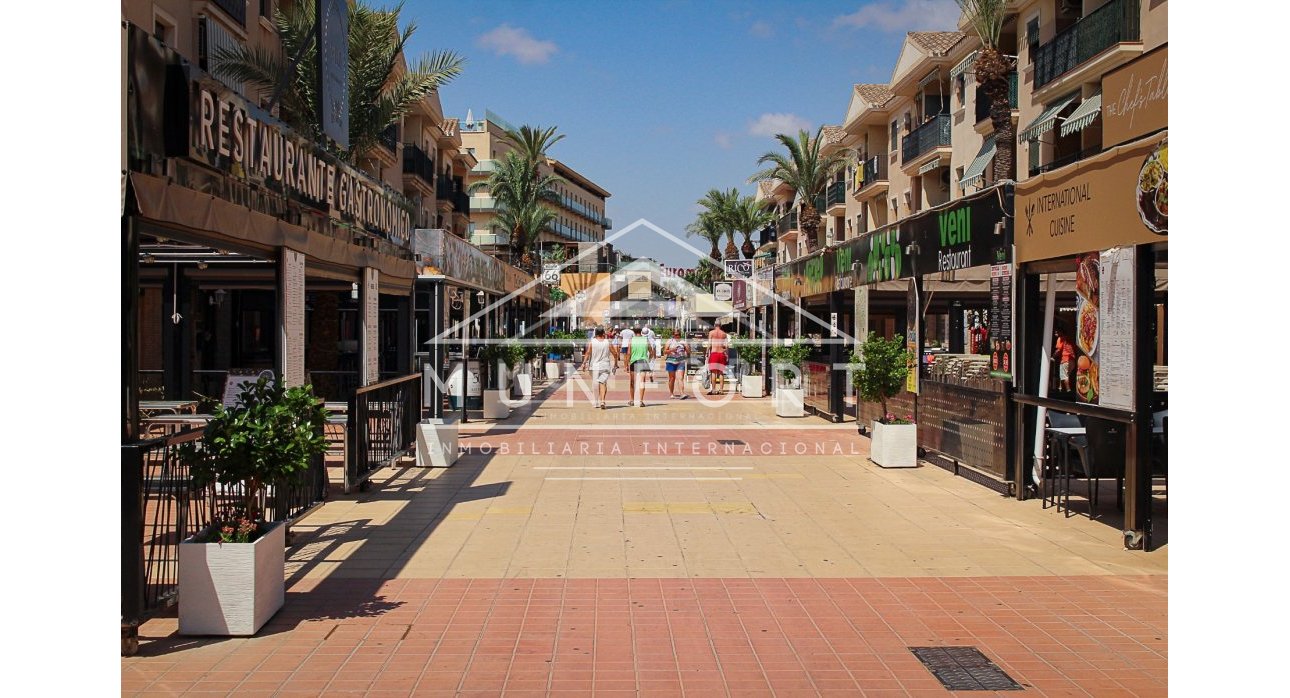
[852,332,916,468]
[176,377,328,635]
[769,340,811,417]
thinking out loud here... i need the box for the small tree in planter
[768,340,811,416]
[176,376,328,635]
[730,335,767,397]
[852,332,916,468]
[478,338,519,418]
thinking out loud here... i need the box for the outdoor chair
[1042,411,1082,509]
[1063,417,1125,520]
[1152,411,1168,498]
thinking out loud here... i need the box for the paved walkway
[124,375,1168,696]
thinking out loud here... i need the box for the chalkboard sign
[222,369,275,407]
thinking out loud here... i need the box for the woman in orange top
[1054,330,1076,391]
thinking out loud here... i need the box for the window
[955,74,966,105]
[1027,138,1040,176]
[890,120,898,150]
[955,167,965,197]
[152,8,176,45]
[1026,16,1041,65]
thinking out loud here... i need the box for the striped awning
[958,136,997,189]
[1019,92,1080,141]
[918,158,946,175]
[950,50,979,79]
[1059,93,1103,137]
[918,68,940,88]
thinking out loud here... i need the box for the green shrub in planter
[729,335,766,375]
[768,341,812,383]
[851,332,913,423]
[178,376,329,538]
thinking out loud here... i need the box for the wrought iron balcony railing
[378,124,399,153]
[401,143,434,183]
[776,210,799,236]
[858,155,888,190]
[975,72,1019,124]
[1033,0,1141,90]
[212,0,247,26]
[901,113,952,163]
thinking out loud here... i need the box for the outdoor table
[139,400,199,418]
[140,413,212,437]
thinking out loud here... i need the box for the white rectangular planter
[544,361,560,381]
[416,418,459,468]
[773,387,804,417]
[741,375,765,398]
[869,421,918,468]
[483,389,511,419]
[179,520,285,636]
[513,373,533,398]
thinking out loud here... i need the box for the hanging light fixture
[351,282,359,300]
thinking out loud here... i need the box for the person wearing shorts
[580,327,617,409]
[663,329,689,399]
[627,330,654,406]
[706,323,729,395]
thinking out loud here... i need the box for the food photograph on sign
[1073,253,1100,404]
[1136,139,1167,235]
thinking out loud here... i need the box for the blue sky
[403,0,963,267]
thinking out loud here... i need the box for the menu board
[223,370,274,407]
[1071,248,1135,408]
[1097,248,1136,409]
[989,263,1014,381]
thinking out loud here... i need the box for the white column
[278,248,306,386]
[359,267,379,385]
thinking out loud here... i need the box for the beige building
[460,110,612,264]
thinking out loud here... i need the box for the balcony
[824,181,847,215]
[776,210,800,241]
[469,195,498,212]
[974,72,1019,126]
[401,143,435,190]
[855,155,889,199]
[471,231,510,247]
[453,191,470,214]
[1028,146,1103,178]
[901,113,951,165]
[378,124,399,153]
[1033,0,1141,92]
[471,159,499,173]
[212,0,246,27]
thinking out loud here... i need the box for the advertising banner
[752,266,774,307]
[731,280,748,311]
[713,282,733,303]
[989,263,1014,381]
[416,229,504,292]
[723,259,753,278]
[906,279,919,395]
[316,0,350,149]
[1016,131,1167,262]
[1103,45,1167,150]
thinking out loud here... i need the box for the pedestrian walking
[627,328,654,406]
[705,323,729,395]
[579,327,617,409]
[663,329,689,399]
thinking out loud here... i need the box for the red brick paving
[125,575,1167,696]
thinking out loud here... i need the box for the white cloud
[475,24,558,65]
[747,113,811,137]
[832,0,961,32]
[714,131,734,149]
[749,20,774,38]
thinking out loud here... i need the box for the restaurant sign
[191,83,413,246]
[1102,45,1167,150]
[414,228,504,293]
[1015,130,1167,263]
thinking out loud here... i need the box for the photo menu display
[1072,248,1135,408]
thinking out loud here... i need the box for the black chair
[1042,412,1082,509]
[1151,412,1168,498]
[1064,417,1125,520]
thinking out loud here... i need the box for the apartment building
[399,92,476,238]
[459,110,613,264]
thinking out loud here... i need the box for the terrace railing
[346,373,422,493]
[1033,0,1141,89]
[402,143,435,184]
[902,113,952,163]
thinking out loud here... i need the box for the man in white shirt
[579,327,617,409]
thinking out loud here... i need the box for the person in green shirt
[627,331,655,407]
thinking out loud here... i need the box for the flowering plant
[881,413,915,426]
[198,513,260,544]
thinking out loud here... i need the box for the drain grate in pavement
[716,439,746,445]
[909,647,1023,691]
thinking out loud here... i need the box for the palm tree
[212,1,464,163]
[748,127,851,253]
[727,195,776,259]
[685,212,725,264]
[958,0,1015,181]
[473,151,562,272]
[502,125,566,171]
[695,188,740,260]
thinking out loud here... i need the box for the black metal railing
[825,181,846,209]
[1029,146,1102,177]
[436,174,454,200]
[1034,0,1141,89]
[122,427,327,648]
[453,191,470,214]
[858,155,888,190]
[212,0,247,26]
[378,125,399,153]
[776,210,799,236]
[402,143,435,184]
[346,373,422,493]
[975,72,1019,124]
[902,113,952,163]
